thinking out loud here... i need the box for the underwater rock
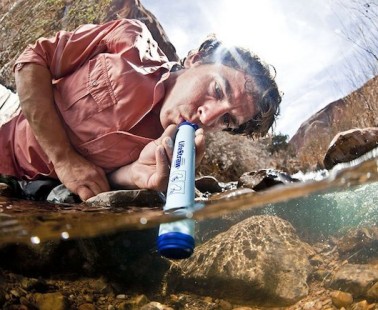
[165,215,312,306]
[33,292,69,310]
[336,227,378,264]
[86,189,164,207]
[330,290,353,308]
[329,263,378,299]
[367,282,378,300]
[237,169,299,191]
[323,127,378,169]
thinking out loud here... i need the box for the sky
[143,0,377,138]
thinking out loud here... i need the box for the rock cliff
[289,76,378,170]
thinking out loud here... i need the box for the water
[0,150,378,309]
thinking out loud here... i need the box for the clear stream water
[0,148,377,247]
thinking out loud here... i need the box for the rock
[140,301,172,310]
[78,304,96,310]
[289,76,378,170]
[330,290,353,308]
[366,281,378,300]
[323,128,378,169]
[86,190,164,207]
[117,294,149,310]
[329,264,378,298]
[336,227,378,263]
[33,292,69,310]
[351,300,369,310]
[237,169,299,191]
[20,277,48,292]
[165,215,312,306]
[195,176,223,194]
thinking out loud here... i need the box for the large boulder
[323,127,378,169]
[165,215,312,307]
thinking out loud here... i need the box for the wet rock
[217,299,233,310]
[33,292,69,310]
[330,290,353,308]
[165,215,312,306]
[86,190,164,207]
[117,294,149,309]
[367,281,378,300]
[337,227,378,263]
[323,128,378,170]
[140,301,173,310]
[78,303,96,310]
[195,176,223,194]
[237,169,299,191]
[20,277,49,292]
[168,293,218,309]
[329,264,378,298]
[351,300,369,310]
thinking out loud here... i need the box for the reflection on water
[0,150,378,245]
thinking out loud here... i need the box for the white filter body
[157,121,198,259]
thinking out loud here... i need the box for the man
[0,19,281,201]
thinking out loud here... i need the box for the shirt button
[15,63,24,71]
[91,80,98,87]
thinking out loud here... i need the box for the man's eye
[214,82,223,99]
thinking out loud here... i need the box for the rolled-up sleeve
[13,19,150,79]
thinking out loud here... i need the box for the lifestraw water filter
[157,121,198,259]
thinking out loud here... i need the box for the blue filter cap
[179,121,199,131]
[157,232,195,259]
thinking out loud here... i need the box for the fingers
[76,185,96,201]
[194,128,205,166]
[154,145,170,192]
[73,180,104,201]
[66,169,110,201]
[93,167,111,192]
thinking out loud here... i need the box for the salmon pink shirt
[0,19,176,180]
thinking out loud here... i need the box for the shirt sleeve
[13,19,151,79]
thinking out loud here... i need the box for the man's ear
[182,49,202,68]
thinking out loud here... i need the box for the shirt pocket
[56,54,117,116]
[88,54,117,111]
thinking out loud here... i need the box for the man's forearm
[15,63,75,165]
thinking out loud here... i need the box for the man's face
[160,63,256,132]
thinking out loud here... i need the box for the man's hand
[108,125,205,192]
[53,150,110,201]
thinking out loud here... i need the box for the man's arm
[15,63,110,200]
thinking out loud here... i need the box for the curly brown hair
[182,36,282,137]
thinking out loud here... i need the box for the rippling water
[1,148,378,246]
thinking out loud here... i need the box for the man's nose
[197,103,228,128]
